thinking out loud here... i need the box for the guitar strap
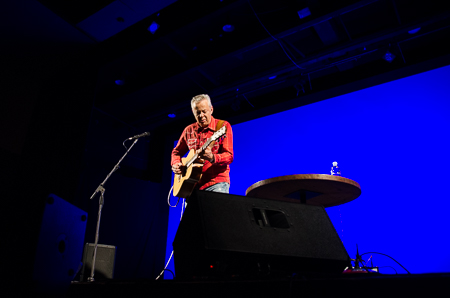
[215,120,225,131]
[209,119,225,148]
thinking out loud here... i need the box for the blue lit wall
[165,64,450,277]
[164,174,185,280]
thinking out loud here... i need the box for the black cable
[156,198,186,280]
[378,266,398,274]
[163,269,175,279]
[360,252,411,274]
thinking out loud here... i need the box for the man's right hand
[172,162,184,174]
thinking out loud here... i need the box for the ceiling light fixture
[231,99,241,111]
[148,21,160,34]
[383,50,396,63]
[115,79,125,86]
[222,24,235,32]
[408,28,421,34]
[297,7,311,19]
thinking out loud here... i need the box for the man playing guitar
[171,94,233,195]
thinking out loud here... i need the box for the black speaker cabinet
[173,191,349,279]
[32,194,87,291]
[80,243,116,281]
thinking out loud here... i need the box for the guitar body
[173,149,204,198]
[172,125,226,198]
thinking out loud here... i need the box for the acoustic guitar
[173,126,227,198]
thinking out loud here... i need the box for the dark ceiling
[36,0,450,132]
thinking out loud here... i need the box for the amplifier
[80,243,116,281]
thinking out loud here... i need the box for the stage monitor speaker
[173,190,349,279]
[80,243,116,281]
[32,194,87,292]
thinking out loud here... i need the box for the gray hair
[191,94,212,109]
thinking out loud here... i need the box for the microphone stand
[87,138,139,282]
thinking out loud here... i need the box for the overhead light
[297,7,311,19]
[148,21,160,34]
[168,113,176,118]
[383,50,396,63]
[231,99,241,111]
[115,79,125,86]
[222,24,235,32]
[408,27,421,34]
[294,83,305,96]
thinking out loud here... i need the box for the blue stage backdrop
[165,64,450,278]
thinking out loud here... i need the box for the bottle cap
[332,161,338,167]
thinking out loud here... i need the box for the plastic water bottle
[331,161,341,176]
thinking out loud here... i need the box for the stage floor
[64,273,450,297]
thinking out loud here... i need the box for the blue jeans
[203,182,230,193]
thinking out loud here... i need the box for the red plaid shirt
[171,116,233,190]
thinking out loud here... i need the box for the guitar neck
[184,126,225,168]
[185,137,214,168]
[200,138,213,152]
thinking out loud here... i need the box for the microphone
[126,132,150,141]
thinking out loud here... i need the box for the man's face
[192,99,213,128]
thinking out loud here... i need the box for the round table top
[245,174,361,208]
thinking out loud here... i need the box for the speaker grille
[80,243,116,281]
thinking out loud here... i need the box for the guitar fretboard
[185,138,214,168]
[184,127,225,168]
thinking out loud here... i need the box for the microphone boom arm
[87,138,139,282]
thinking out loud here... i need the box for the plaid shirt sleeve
[171,127,189,166]
[212,121,233,165]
